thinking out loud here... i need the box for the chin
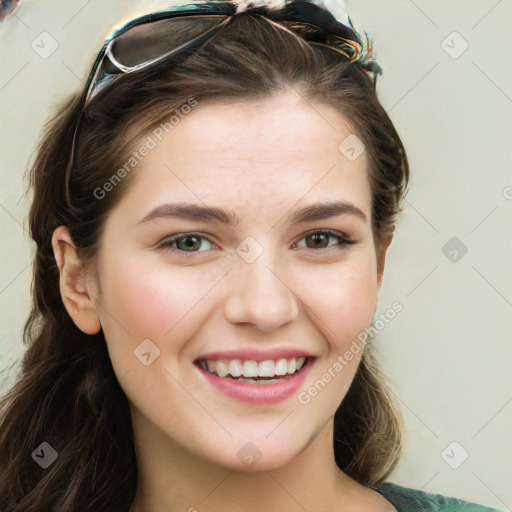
[198,438,304,473]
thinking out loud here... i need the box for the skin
[52,89,396,512]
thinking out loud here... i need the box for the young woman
[0,1,503,511]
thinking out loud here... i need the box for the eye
[156,229,355,258]
[293,229,355,251]
[157,233,217,257]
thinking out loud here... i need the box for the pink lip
[195,348,315,363]
[195,357,314,404]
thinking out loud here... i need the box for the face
[83,89,383,471]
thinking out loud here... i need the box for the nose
[223,253,299,333]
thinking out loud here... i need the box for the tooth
[258,360,274,377]
[229,359,243,377]
[216,360,229,378]
[274,358,288,376]
[242,360,258,378]
[202,357,307,378]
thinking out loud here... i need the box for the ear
[51,225,101,335]
[376,232,394,289]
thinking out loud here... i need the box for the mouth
[194,356,314,385]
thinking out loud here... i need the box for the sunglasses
[65,1,382,201]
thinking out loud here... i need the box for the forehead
[115,89,371,222]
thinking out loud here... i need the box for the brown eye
[306,232,330,249]
[295,230,354,251]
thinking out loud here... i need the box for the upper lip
[195,348,316,363]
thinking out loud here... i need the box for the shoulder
[375,481,504,512]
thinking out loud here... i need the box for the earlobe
[51,225,101,335]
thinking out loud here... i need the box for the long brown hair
[0,10,409,511]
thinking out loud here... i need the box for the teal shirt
[376,482,504,511]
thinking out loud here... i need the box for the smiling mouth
[195,356,313,384]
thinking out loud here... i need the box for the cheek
[115,277,168,335]
[96,251,203,362]
[296,255,378,349]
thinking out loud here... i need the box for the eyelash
[156,229,355,258]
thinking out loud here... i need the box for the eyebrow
[137,200,368,227]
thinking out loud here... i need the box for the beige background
[1,0,511,509]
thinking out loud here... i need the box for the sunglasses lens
[110,15,229,69]
[0,0,21,21]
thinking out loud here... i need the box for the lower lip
[196,358,314,404]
